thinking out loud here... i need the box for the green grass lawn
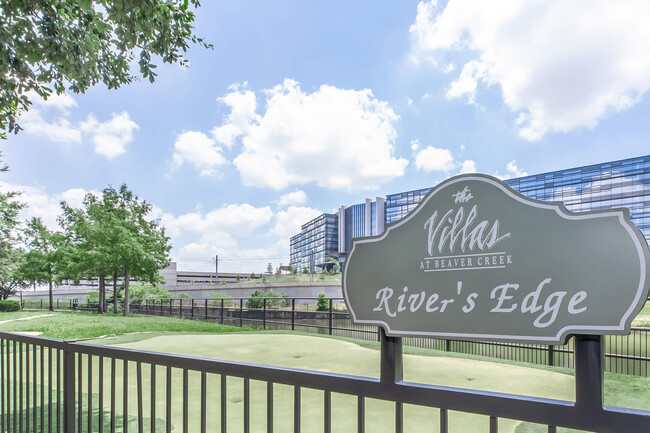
[0,311,648,432]
[0,310,252,340]
[632,301,650,327]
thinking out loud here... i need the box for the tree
[1,0,211,133]
[103,185,171,316]
[0,160,26,301]
[266,262,273,275]
[60,185,170,316]
[19,217,64,311]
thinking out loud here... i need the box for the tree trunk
[123,269,130,317]
[98,275,105,314]
[113,272,118,314]
[48,279,54,311]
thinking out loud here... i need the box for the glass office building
[384,155,650,243]
[289,213,338,272]
[291,155,650,271]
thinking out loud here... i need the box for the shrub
[83,291,100,305]
[210,292,235,307]
[245,290,265,309]
[0,300,20,312]
[316,293,329,311]
[129,284,173,300]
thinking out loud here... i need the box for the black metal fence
[22,295,649,378]
[1,329,649,432]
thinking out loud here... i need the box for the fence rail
[1,330,650,432]
[22,296,650,378]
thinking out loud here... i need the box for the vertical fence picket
[294,386,301,433]
[221,374,227,433]
[166,367,172,433]
[123,360,129,433]
[440,408,448,433]
[266,382,273,433]
[76,352,82,433]
[324,390,331,433]
[111,358,116,433]
[200,372,206,433]
[87,354,92,433]
[137,362,144,433]
[183,369,188,433]
[243,378,250,433]
[357,396,365,433]
[151,364,156,433]
[99,356,103,433]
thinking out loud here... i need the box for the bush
[0,300,20,312]
[210,293,235,307]
[316,293,329,311]
[129,284,173,300]
[246,290,265,309]
[83,291,100,305]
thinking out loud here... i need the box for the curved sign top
[343,174,650,345]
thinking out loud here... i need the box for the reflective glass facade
[384,155,650,244]
[344,203,366,252]
[289,213,338,271]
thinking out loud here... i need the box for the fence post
[57,299,59,310]
[548,345,555,366]
[40,299,43,310]
[220,299,224,325]
[574,335,604,413]
[291,298,295,331]
[328,298,333,336]
[169,299,172,318]
[179,299,183,319]
[240,299,243,327]
[63,342,76,433]
[191,299,195,320]
[263,298,267,330]
[205,299,208,321]
[445,340,451,352]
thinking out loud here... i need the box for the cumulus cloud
[410,0,650,140]
[211,79,406,191]
[277,190,307,207]
[211,84,260,148]
[80,112,139,159]
[20,110,82,143]
[494,160,528,180]
[171,131,228,176]
[459,159,476,174]
[0,182,98,230]
[412,143,455,172]
[20,93,138,157]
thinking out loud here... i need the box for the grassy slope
[0,310,251,339]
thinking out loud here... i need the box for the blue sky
[3,0,650,273]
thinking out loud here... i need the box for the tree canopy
[1,0,210,133]
[59,184,171,315]
[0,161,26,299]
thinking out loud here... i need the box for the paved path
[0,314,54,324]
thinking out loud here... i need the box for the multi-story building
[385,155,650,244]
[290,154,650,271]
[289,213,338,271]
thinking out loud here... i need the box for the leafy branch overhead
[0,0,211,133]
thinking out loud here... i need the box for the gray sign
[343,174,650,345]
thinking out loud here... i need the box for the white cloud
[20,94,139,158]
[494,160,528,180]
[0,182,98,230]
[277,190,307,207]
[459,159,476,174]
[211,79,406,191]
[413,144,456,172]
[271,206,322,239]
[410,0,650,140]
[80,112,139,159]
[164,203,273,237]
[211,84,260,148]
[171,131,228,176]
[20,110,82,144]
